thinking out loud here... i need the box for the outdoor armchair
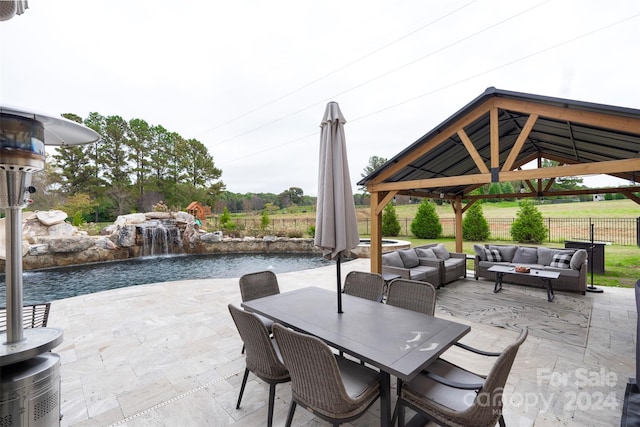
[395,328,528,427]
[227,304,290,427]
[238,270,280,353]
[342,271,385,302]
[385,278,436,316]
[272,323,381,426]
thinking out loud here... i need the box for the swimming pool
[0,253,334,303]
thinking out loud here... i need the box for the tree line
[28,113,333,223]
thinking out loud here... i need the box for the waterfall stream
[138,219,183,256]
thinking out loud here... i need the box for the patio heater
[0,106,99,426]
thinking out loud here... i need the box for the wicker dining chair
[228,304,290,427]
[0,302,51,334]
[395,328,528,427]
[238,270,280,353]
[385,278,436,316]
[272,323,381,426]
[342,271,385,302]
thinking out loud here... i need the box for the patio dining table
[241,286,470,427]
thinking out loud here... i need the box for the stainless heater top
[1,106,99,365]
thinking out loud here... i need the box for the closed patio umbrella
[315,102,360,313]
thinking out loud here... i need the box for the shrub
[410,199,442,239]
[462,203,490,240]
[220,207,232,227]
[510,200,548,243]
[72,211,85,227]
[287,229,303,238]
[260,209,270,230]
[382,203,401,236]
[307,224,316,238]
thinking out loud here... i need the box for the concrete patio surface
[47,257,636,426]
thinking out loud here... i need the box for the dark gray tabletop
[242,286,470,381]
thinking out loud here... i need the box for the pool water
[0,253,334,303]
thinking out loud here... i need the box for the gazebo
[358,87,640,274]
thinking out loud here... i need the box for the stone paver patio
[47,258,636,426]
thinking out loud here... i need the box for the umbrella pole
[337,257,343,313]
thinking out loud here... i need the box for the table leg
[494,272,503,293]
[380,372,391,427]
[544,278,555,302]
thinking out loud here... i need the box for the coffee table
[488,265,560,302]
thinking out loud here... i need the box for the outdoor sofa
[381,243,467,288]
[473,243,588,294]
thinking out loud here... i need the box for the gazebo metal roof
[359,87,640,201]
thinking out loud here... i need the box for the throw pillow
[398,249,420,268]
[512,247,538,264]
[570,249,588,270]
[485,248,502,262]
[550,253,572,269]
[473,244,487,261]
[488,245,517,262]
[536,247,556,266]
[432,243,451,260]
[382,251,404,268]
[416,247,437,259]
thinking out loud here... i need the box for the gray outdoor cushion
[478,260,509,268]
[382,251,404,268]
[416,247,437,259]
[473,244,487,261]
[542,265,580,277]
[444,258,465,268]
[512,247,538,264]
[398,249,420,268]
[570,249,588,270]
[488,245,517,262]
[432,243,451,260]
[537,247,573,266]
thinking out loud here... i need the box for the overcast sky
[1,0,639,196]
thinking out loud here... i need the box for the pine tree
[462,202,490,240]
[410,199,442,239]
[510,200,548,243]
[382,203,401,236]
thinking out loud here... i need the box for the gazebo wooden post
[370,191,383,274]
[454,197,463,252]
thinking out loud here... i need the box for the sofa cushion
[444,258,465,269]
[473,244,487,261]
[512,247,538,264]
[550,252,572,269]
[382,251,404,268]
[570,249,588,270]
[485,248,502,262]
[488,245,517,262]
[413,265,439,277]
[543,265,580,277]
[408,269,427,281]
[432,244,450,260]
[398,249,420,268]
[478,260,510,268]
[415,247,437,260]
[537,247,573,266]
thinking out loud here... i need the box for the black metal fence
[219,217,640,246]
[357,217,640,246]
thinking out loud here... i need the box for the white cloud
[2,0,639,196]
